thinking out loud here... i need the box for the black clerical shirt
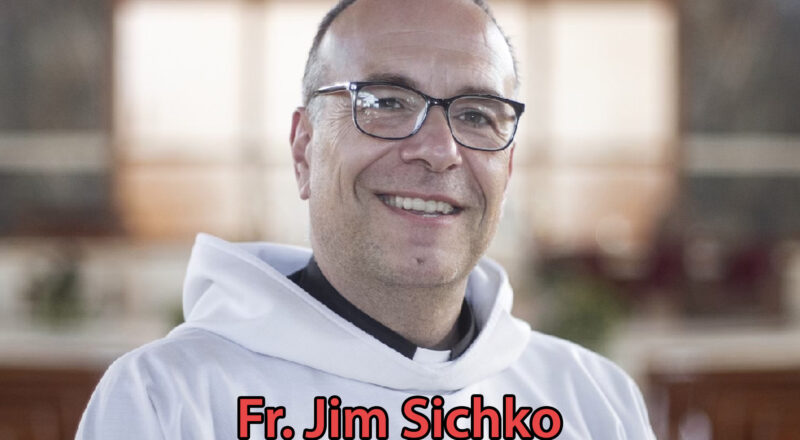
[288,257,476,361]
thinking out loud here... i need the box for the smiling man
[77,1,656,438]
[290,0,519,353]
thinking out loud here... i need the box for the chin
[379,251,470,288]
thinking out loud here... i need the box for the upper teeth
[382,195,456,215]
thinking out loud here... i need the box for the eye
[357,94,407,111]
[456,110,492,128]
[376,97,404,110]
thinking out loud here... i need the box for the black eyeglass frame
[311,81,526,151]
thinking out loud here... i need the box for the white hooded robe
[76,233,655,439]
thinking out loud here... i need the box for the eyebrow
[362,72,504,97]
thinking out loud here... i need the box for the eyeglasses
[311,81,525,151]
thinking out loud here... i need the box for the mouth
[377,194,462,217]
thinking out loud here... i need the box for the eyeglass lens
[354,84,518,150]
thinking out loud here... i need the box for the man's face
[292,0,517,289]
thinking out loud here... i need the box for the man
[78,0,655,438]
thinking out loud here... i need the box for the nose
[398,107,463,172]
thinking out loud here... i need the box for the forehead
[317,0,516,97]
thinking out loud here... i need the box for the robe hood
[176,233,531,391]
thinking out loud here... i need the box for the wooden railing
[649,368,800,440]
[0,367,103,440]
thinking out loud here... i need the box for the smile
[378,195,460,216]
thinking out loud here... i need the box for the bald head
[301,0,518,106]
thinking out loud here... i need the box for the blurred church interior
[1,0,799,438]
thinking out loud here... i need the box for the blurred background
[1,0,799,438]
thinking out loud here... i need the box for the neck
[314,256,468,350]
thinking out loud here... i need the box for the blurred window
[0,0,115,236]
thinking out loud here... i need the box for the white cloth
[76,233,655,439]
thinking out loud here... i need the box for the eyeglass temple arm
[312,82,351,96]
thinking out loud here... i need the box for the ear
[290,107,313,200]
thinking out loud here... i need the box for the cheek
[469,151,512,206]
[309,120,380,201]
[309,115,355,186]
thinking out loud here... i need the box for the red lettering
[431,396,445,439]
[401,396,430,439]
[303,397,327,439]
[531,407,563,440]
[264,407,286,439]
[444,407,471,439]
[330,396,341,439]
[503,395,532,438]
[471,395,501,439]
[342,407,389,439]
[238,396,264,439]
